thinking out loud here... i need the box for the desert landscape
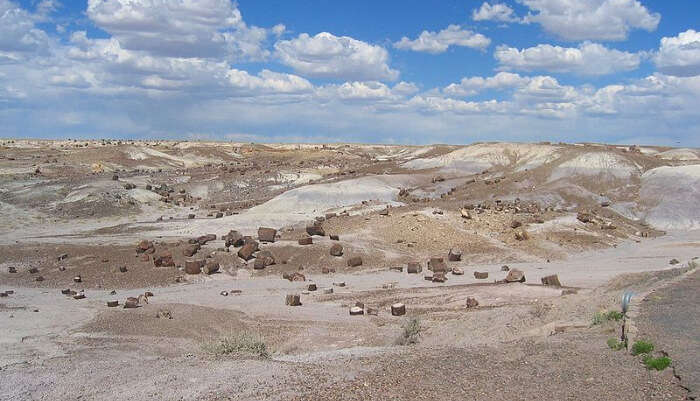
[1,139,698,400]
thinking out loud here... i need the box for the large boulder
[347,256,362,267]
[137,240,155,254]
[448,248,462,262]
[238,242,258,261]
[407,262,422,274]
[258,227,277,243]
[202,261,220,275]
[224,230,244,247]
[153,251,174,267]
[182,243,200,257]
[541,274,562,287]
[306,224,326,236]
[253,250,275,269]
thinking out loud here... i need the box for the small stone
[541,274,562,287]
[349,306,364,316]
[452,267,464,275]
[407,262,422,274]
[323,288,334,294]
[73,293,85,300]
[307,283,317,291]
[501,265,510,271]
[73,275,82,283]
[347,256,362,267]
[330,244,344,257]
[366,307,378,316]
[156,309,172,319]
[119,266,128,273]
[466,297,479,308]
[391,303,406,316]
[298,237,313,245]
[669,258,680,265]
[333,281,346,287]
[107,300,119,307]
[448,248,462,262]
[285,294,302,306]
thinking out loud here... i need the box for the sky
[1,0,699,145]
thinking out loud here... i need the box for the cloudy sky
[1,0,699,145]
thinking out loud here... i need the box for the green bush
[631,340,654,356]
[395,317,422,346]
[643,355,671,371]
[592,310,624,325]
[202,333,270,358]
[607,338,625,350]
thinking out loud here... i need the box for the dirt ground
[1,140,699,400]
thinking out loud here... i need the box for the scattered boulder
[73,293,85,300]
[298,237,313,245]
[330,243,344,257]
[474,271,488,279]
[185,260,203,274]
[119,266,128,273]
[183,243,200,257]
[307,283,317,291]
[197,234,217,245]
[501,265,510,271]
[407,262,422,274]
[366,307,378,316]
[224,230,244,247]
[306,224,326,236]
[154,251,175,267]
[188,214,195,219]
[238,242,258,261]
[510,220,522,229]
[285,294,301,306]
[432,272,447,282]
[460,208,472,219]
[73,275,82,283]
[258,227,277,243]
[253,251,275,269]
[452,267,464,275]
[448,248,462,262]
[333,281,346,287]
[202,261,220,275]
[541,274,562,287]
[323,288,334,294]
[505,269,526,283]
[329,234,340,241]
[669,258,680,265]
[220,291,229,296]
[57,253,68,261]
[466,297,479,308]
[391,303,406,316]
[28,267,39,274]
[8,267,16,273]
[428,257,447,273]
[123,299,139,308]
[349,306,364,316]
[283,272,306,282]
[137,240,155,254]
[347,256,362,267]
[106,300,119,307]
[156,309,173,319]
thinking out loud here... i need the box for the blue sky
[2,0,699,145]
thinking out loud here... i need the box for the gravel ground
[637,268,699,399]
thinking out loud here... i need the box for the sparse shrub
[606,310,624,321]
[607,337,625,351]
[203,333,269,358]
[395,317,421,346]
[643,355,672,371]
[592,310,624,325]
[631,340,654,356]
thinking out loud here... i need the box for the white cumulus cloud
[275,32,399,81]
[521,0,660,41]
[654,29,700,77]
[472,2,519,22]
[495,42,642,75]
[394,25,491,54]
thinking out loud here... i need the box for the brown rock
[283,272,306,282]
[452,267,464,275]
[541,274,562,287]
[197,234,217,245]
[202,261,220,275]
[366,307,378,316]
[298,237,313,245]
[285,294,301,306]
[329,234,340,241]
[407,262,422,274]
[258,227,277,243]
[182,243,200,257]
[307,283,317,291]
[185,260,203,274]
[347,256,362,267]
[466,297,479,308]
[306,224,326,236]
[123,299,139,308]
[391,303,406,316]
[238,242,257,261]
[577,212,593,223]
[137,240,154,253]
[330,243,344,256]
[154,251,175,267]
[73,275,82,283]
[224,230,244,247]
[448,248,462,262]
[474,271,488,279]
[107,300,119,307]
[432,272,447,282]
[510,220,522,229]
[428,257,447,273]
[119,266,128,273]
